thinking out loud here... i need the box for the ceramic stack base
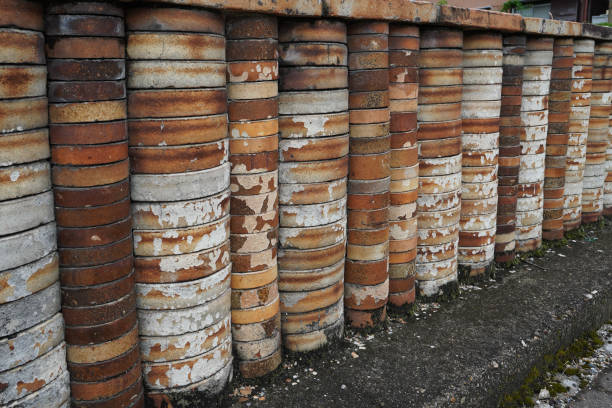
[226,14,282,379]
[277,18,348,351]
[416,28,463,297]
[126,6,232,398]
[0,2,70,406]
[563,39,594,232]
[345,20,390,330]
[459,32,502,277]
[46,2,143,405]
[386,23,419,311]
[581,40,612,222]
[543,38,574,242]
[516,36,553,253]
[495,34,526,264]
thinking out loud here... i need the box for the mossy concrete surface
[221,225,612,407]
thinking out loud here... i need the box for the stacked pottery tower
[226,14,282,378]
[387,24,419,309]
[564,39,594,231]
[543,38,574,241]
[277,19,347,351]
[45,2,144,406]
[496,35,526,263]
[0,1,70,406]
[516,37,553,253]
[345,21,390,328]
[126,6,232,402]
[605,42,612,216]
[582,41,612,223]
[460,32,502,276]
[416,28,463,296]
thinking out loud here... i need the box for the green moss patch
[499,330,604,407]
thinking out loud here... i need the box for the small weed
[517,244,548,260]
[565,226,586,240]
[532,246,547,258]
[564,367,579,376]
[387,300,418,318]
[548,381,568,397]
[488,263,497,280]
[499,257,521,270]
[545,238,568,248]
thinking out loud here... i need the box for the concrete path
[570,366,612,408]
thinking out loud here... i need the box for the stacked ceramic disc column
[277,19,347,350]
[564,39,594,231]
[45,2,144,406]
[608,110,612,216]
[345,21,390,328]
[226,15,281,378]
[460,32,502,277]
[496,35,525,263]
[516,37,553,253]
[0,1,70,406]
[416,28,463,296]
[387,24,418,310]
[606,44,612,216]
[582,41,612,223]
[543,38,574,241]
[126,6,232,402]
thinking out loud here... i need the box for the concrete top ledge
[117,0,612,39]
[523,16,582,37]
[437,5,523,32]
[582,23,612,40]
